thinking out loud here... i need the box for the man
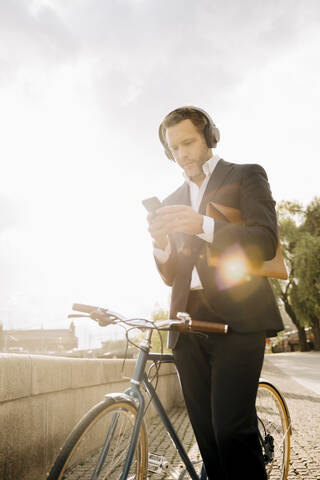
[147,106,284,479]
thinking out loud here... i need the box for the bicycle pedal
[148,452,169,474]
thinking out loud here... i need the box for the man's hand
[154,205,204,236]
[147,212,169,250]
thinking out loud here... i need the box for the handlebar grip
[72,303,100,314]
[177,320,228,335]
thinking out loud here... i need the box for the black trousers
[173,291,268,480]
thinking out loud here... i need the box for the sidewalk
[266,351,320,395]
[262,356,320,480]
[147,356,320,479]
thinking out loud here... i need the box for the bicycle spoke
[50,401,146,480]
[91,412,120,479]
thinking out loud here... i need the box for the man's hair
[160,107,208,139]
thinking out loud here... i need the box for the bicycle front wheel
[256,381,291,480]
[47,398,148,480]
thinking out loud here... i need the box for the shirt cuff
[197,215,214,243]
[153,240,171,263]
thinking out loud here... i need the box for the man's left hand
[155,205,203,236]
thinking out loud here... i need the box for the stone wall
[0,354,183,480]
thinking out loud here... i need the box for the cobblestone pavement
[147,356,320,479]
[261,357,320,480]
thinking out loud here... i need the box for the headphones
[158,106,220,161]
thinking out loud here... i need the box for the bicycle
[47,304,291,480]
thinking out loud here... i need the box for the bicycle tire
[47,397,148,480]
[256,381,291,480]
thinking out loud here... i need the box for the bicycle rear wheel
[47,398,148,480]
[256,381,291,480]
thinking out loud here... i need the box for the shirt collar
[183,154,220,184]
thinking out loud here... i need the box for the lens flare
[213,244,252,290]
[220,255,248,285]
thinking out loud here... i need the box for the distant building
[0,322,78,354]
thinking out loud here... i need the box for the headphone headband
[159,106,220,161]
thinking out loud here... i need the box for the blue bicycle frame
[104,328,206,480]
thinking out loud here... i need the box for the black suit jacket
[155,159,284,349]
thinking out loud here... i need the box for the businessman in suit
[147,106,284,479]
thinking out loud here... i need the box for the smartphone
[142,196,162,214]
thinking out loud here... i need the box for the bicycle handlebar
[177,319,228,335]
[73,303,104,314]
[71,303,228,335]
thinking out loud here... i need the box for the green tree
[271,201,308,350]
[293,232,320,350]
[272,198,320,350]
[150,307,171,353]
[295,197,320,350]
[302,197,320,237]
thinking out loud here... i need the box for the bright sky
[1,0,319,347]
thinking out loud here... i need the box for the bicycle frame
[106,327,203,480]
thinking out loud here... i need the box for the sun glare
[221,254,248,283]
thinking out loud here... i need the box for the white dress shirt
[154,154,220,289]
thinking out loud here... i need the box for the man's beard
[186,152,210,180]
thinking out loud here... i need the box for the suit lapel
[199,159,234,214]
[178,182,190,206]
[172,182,190,251]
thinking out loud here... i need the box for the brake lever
[90,312,116,327]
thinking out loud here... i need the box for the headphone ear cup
[190,106,220,148]
[211,125,220,146]
[203,117,220,148]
